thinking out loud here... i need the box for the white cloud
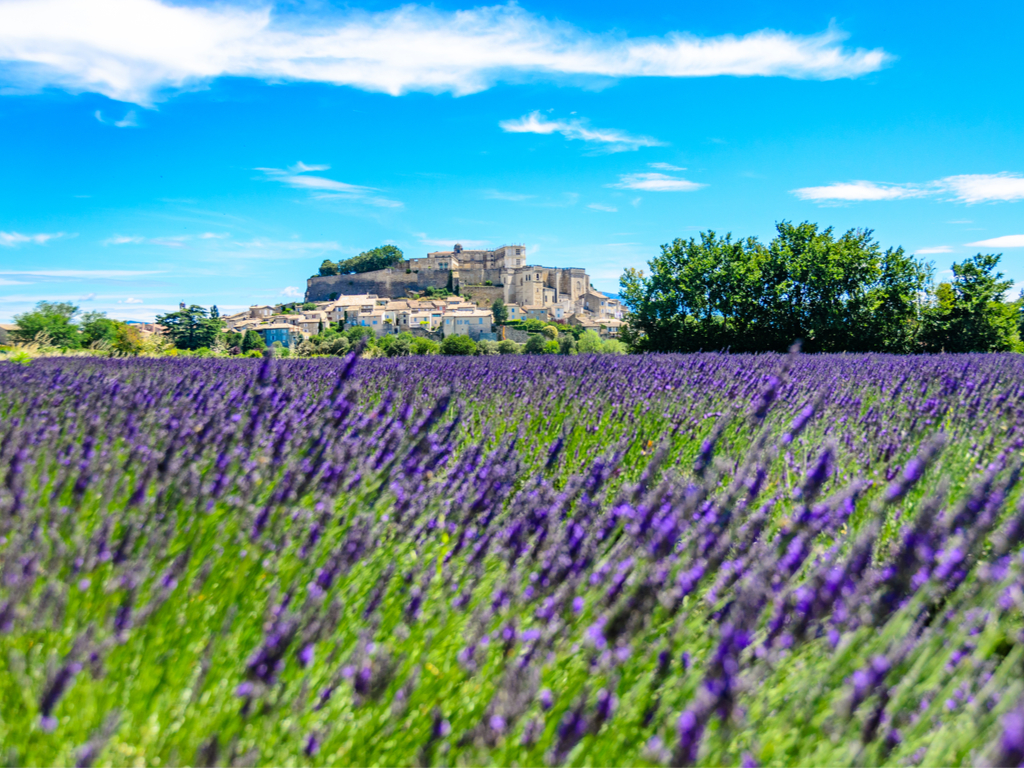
[482,190,534,202]
[966,235,1024,248]
[916,246,952,254]
[0,231,65,246]
[281,286,303,297]
[103,235,145,245]
[198,232,229,239]
[938,174,1024,204]
[257,164,402,208]
[0,269,161,278]
[95,109,137,127]
[121,297,143,304]
[588,203,618,212]
[791,180,925,202]
[500,112,665,153]
[793,173,1024,204]
[80,292,96,301]
[232,238,341,252]
[608,172,705,192]
[649,162,686,171]
[0,0,893,105]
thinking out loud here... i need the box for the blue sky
[1,0,1022,322]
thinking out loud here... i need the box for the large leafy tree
[12,301,82,347]
[620,222,930,354]
[80,311,119,347]
[156,305,224,351]
[921,253,1019,352]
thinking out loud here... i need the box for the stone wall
[305,268,451,301]
[461,285,506,309]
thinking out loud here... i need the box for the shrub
[411,337,440,355]
[476,339,499,355]
[497,339,521,355]
[440,335,477,356]
[523,334,548,354]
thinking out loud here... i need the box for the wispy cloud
[104,232,231,246]
[588,203,618,212]
[0,0,892,105]
[80,292,96,301]
[198,232,230,239]
[103,235,145,245]
[966,235,1024,248]
[792,181,925,203]
[0,269,162,279]
[257,164,402,208]
[648,162,686,171]
[95,109,138,127]
[940,174,1024,204]
[482,190,534,202]
[500,112,665,153]
[121,297,143,304]
[0,231,65,246]
[793,173,1024,204]
[231,238,342,253]
[916,246,953,254]
[281,286,303,297]
[608,172,705,192]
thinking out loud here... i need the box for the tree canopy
[620,222,949,354]
[156,305,224,351]
[318,245,404,276]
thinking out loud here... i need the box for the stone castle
[304,243,597,317]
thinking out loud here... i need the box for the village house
[441,309,493,340]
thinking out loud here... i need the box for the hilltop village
[220,243,625,350]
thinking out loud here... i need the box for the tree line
[317,245,404,277]
[620,221,1021,354]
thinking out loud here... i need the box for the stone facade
[305,268,450,302]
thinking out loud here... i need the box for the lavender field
[2,352,1024,767]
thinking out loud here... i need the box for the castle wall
[461,285,506,309]
[305,268,451,301]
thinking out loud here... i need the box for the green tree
[12,301,82,347]
[620,222,930,354]
[523,334,548,354]
[411,337,440,355]
[210,305,220,319]
[558,335,577,355]
[440,334,477,355]
[497,339,521,355]
[921,253,1018,352]
[333,245,404,275]
[491,299,509,326]
[156,305,224,351]
[319,260,340,276]
[80,312,119,347]
[111,322,144,356]
[476,339,499,355]
[241,329,266,353]
[577,330,602,354]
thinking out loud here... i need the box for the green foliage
[420,287,453,299]
[543,339,559,354]
[241,329,266,353]
[540,325,558,340]
[497,339,521,355]
[620,222,932,353]
[491,298,509,326]
[921,253,1020,352]
[224,331,243,350]
[523,334,548,354]
[411,337,440,355]
[156,306,225,351]
[476,339,499,355]
[320,245,404,276]
[302,303,318,311]
[12,301,82,347]
[440,334,477,355]
[378,333,417,357]
[111,323,144,357]
[344,327,376,345]
[577,329,602,354]
[79,312,118,348]
[558,334,577,355]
